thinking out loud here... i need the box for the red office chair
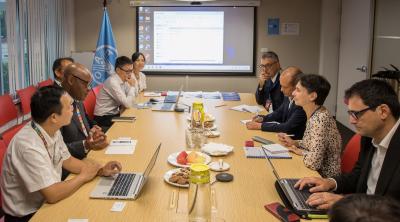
[16,85,37,121]
[0,139,6,213]
[1,123,26,147]
[0,94,18,127]
[83,90,96,120]
[92,84,103,96]
[37,79,54,88]
[341,134,361,173]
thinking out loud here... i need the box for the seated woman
[131,52,147,95]
[278,74,342,178]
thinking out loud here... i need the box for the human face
[54,93,74,127]
[259,58,280,79]
[280,74,295,97]
[70,74,92,101]
[117,64,134,82]
[56,60,73,81]
[134,55,145,71]
[347,95,383,138]
[292,82,316,107]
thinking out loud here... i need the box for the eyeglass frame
[72,74,92,89]
[257,61,278,70]
[347,105,379,120]
[118,66,134,74]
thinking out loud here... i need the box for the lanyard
[75,103,89,137]
[31,121,59,166]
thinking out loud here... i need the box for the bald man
[60,63,108,178]
[247,67,307,139]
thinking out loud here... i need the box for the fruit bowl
[167,151,211,168]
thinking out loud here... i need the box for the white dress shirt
[94,73,136,116]
[367,118,400,194]
[1,122,71,217]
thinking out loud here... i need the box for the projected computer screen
[136,6,255,75]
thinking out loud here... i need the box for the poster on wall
[267,18,280,35]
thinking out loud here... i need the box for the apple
[177,151,188,165]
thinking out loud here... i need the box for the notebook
[243,146,292,159]
[221,92,241,101]
[262,144,289,154]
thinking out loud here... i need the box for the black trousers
[5,213,34,222]
[94,114,119,132]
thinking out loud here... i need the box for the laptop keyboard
[108,173,135,197]
[161,103,174,110]
[285,179,314,210]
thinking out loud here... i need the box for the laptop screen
[174,85,184,104]
[261,146,282,181]
[143,143,161,177]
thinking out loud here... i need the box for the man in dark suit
[255,51,284,111]
[60,63,108,178]
[294,79,400,209]
[52,57,74,87]
[247,66,306,140]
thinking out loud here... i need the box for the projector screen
[136,6,256,75]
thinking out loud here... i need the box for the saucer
[209,161,230,172]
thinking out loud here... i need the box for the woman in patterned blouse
[278,74,342,178]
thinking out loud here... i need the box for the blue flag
[91,8,118,86]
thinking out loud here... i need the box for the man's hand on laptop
[306,192,344,210]
[98,161,122,177]
[294,177,336,192]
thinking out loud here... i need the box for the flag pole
[103,0,107,8]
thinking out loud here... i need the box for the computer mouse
[149,98,159,103]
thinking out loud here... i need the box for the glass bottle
[188,163,211,222]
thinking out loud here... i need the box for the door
[336,0,374,130]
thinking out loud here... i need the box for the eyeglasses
[119,67,134,74]
[347,105,378,120]
[258,62,277,70]
[72,75,92,89]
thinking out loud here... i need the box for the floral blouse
[298,107,342,178]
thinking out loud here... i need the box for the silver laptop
[90,143,161,200]
[152,86,183,112]
[261,147,327,216]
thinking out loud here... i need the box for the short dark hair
[115,56,133,71]
[131,52,145,63]
[52,57,74,77]
[261,51,279,62]
[299,74,331,106]
[345,79,400,119]
[31,86,66,124]
[329,194,400,222]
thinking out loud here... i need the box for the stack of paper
[262,144,289,154]
[202,92,222,100]
[243,146,292,159]
[221,92,240,101]
[144,92,161,97]
[105,138,137,155]
[231,105,263,113]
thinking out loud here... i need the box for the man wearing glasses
[294,79,400,209]
[60,63,108,179]
[255,51,284,112]
[94,56,137,130]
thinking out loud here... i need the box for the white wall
[73,0,322,93]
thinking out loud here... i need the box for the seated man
[246,66,306,139]
[94,56,136,130]
[255,51,284,111]
[329,194,400,222]
[61,63,108,178]
[52,57,74,87]
[295,79,400,209]
[0,86,121,222]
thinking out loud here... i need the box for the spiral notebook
[243,146,292,159]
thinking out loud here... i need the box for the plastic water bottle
[188,163,211,222]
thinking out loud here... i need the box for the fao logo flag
[91,8,117,86]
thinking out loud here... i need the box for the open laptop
[152,86,183,112]
[261,147,327,217]
[90,143,161,200]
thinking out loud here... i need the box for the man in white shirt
[52,57,74,87]
[0,86,122,222]
[94,56,136,130]
[294,79,400,210]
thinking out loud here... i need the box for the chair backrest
[1,123,26,147]
[38,79,54,88]
[92,84,103,96]
[0,94,18,127]
[341,134,361,174]
[16,85,37,116]
[83,90,96,120]
[0,139,7,209]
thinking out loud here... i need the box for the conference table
[30,93,322,222]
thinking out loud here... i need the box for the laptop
[90,143,161,200]
[261,147,327,217]
[152,86,183,112]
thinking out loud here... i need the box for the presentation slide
[137,6,255,75]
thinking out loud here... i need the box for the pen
[284,134,295,137]
[215,104,226,108]
[307,214,328,219]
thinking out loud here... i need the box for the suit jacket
[60,101,96,160]
[255,72,284,111]
[261,97,306,140]
[334,126,400,202]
